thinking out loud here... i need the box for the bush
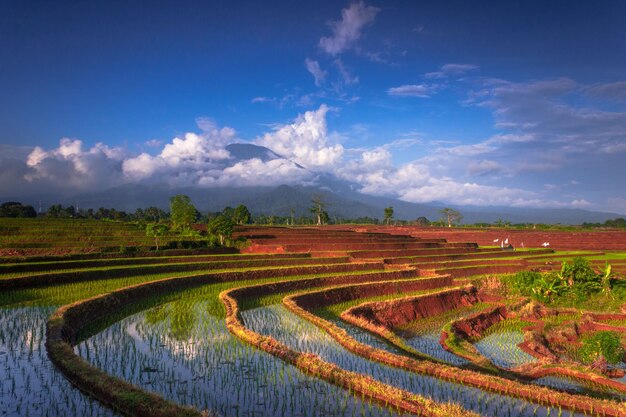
[506,271,542,296]
[506,258,615,304]
[578,331,625,364]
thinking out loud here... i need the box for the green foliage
[0,202,37,218]
[384,206,394,225]
[310,194,327,225]
[232,204,251,224]
[169,195,198,231]
[439,208,462,227]
[505,270,542,297]
[506,257,618,304]
[582,217,626,229]
[577,331,625,364]
[207,214,234,245]
[145,223,169,250]
[414,216,430,226]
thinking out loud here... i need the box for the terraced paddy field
[2,223,626,417]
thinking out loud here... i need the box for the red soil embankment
[353,226,626,251]
[285,292,626,416]
[292,276,454,311]
[344,286,479,330]
[448,305,508,341]
[221,281,477,417]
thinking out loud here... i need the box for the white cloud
[336,151,564,208]
[319,2,379,56]
[122,120,237,183]
[145,139,163,148]
[387,84,436,98]
[425,64,479,79]
[199,158,312,187]
[585,81,626,102]
[251,96,273,104]
[256,104,344,169]
[25,138,126,190]
[467,160,503,176]
[334,59,358,85]
[305,58,327,86]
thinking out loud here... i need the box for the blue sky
[1,1,626,214]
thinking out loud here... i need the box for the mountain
[8,143,624,224]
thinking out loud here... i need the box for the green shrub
[506,271,542,296]
[578,331,625,364]
[506,258,616,304]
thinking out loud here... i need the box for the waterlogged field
[1,222,626,417]
[0,307,116,417]
[78,295,401,417]
[474,331,536,369]
[242,304,575,417]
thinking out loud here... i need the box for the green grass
[477,318,534,340]
[0,259,353,280]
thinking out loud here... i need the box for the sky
[1,0,626,214]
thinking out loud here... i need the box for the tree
[233,205,251,225]
[415,216,430,226]
[144,206,165,222]
[145,223,168,250]
[207,215,234,245]
[221,206,235,218]
[310,194,327,225]
[169,195,198,231]
[289,208,295,226]
[439,208,462,227]
[0,202,37,218]
[384,206,394,225]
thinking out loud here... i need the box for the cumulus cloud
[319,2,379,56]
[200,158,311,187]
[336,150,562,207]
[387,84,436,98]
[25,138,126,190]
[305,58,327,86]
[122,119,234,183]
[256,104,344,170]
[13,116,319,193]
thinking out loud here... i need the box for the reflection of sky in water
[243,304,587,417]
[405,331,469,365]
[0,307,117,417]
[474,331,536,369]
[79,300,400,417]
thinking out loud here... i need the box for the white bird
[504,238,509,245]
[542,242,550,247]
[493,238,499,243]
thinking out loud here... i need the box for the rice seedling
[77,286,406,417]
[241,304,582,417]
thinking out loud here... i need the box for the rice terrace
[2,214,626,417]
[3,1,626,416]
